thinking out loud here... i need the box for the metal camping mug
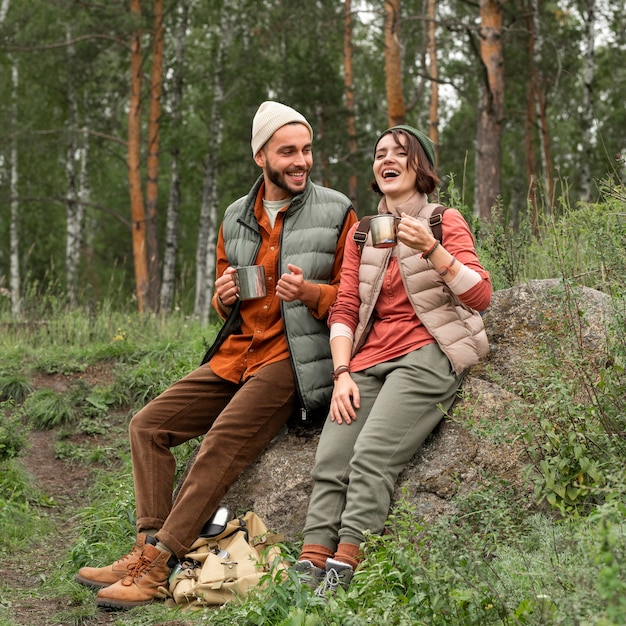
[234,265,267,300]
[370,214,400,248]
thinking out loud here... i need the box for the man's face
[254,123,313,201]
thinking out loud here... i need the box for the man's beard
[266,163,308,196]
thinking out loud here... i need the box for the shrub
[0,374,34,404]
[22,388,75,429]
[0,402,29,461]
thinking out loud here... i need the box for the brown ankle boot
[95,543,172,610]
[75,533,149,590]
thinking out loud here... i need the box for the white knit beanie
[251,101,313,156]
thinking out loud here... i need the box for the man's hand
[214,266,238,307]
[276,264,321,308]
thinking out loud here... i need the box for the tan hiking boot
[95,543,172,610]
[75,533,148,590]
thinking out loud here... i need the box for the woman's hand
[215,266,239,307]
[329,373,360,425]
[396,212,437,254]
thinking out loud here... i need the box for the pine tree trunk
[384,0,405,126]
[128,0,149,313]
[474,0,504,220]
[531,0,555,215]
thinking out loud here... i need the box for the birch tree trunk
[9,58,19,317]
[128,0,149,313]
[160,1,188,313]
[78,125,90,284]
[193,7,229,325]
[524,0,539,234]
[344,0,359,210]
[0,0,22,317]
[64,24,84,307]
[1,0,20,316]
[580,0,596,202]
[145,0,164,310]
[426,0,439,166]
[384,0,406,126]
[474,0,504,220]
[532,0,555,216]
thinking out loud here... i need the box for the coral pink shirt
[329,208,492,373]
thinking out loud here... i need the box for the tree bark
[128,0,149,313]
[474,0,504,220]
[524,0,539,234]
[344,0,358,210]
[160,1,188,314]
[145,0,164,310]
[1,0,20,317]
[580,0,596,202]
[426,0,439,167]
[384,0,406,126]
[531,0,555,216]
[64,24,84,307]
[9,59,20,317]
[194,6,228,325]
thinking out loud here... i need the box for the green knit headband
[374,125,435,166]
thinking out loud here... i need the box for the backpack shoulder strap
[428,205,448,245]
[352,215,373,257]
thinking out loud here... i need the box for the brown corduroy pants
[128,358,297,558]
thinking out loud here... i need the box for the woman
[295,125,492,594]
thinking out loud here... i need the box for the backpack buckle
[429,213,443,227]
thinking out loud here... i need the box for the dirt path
[0,429,121,626]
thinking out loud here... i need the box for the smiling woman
[295,124,492,595]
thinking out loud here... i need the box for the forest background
[1,0,624,321]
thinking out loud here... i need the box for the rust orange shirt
[210,183,356,383]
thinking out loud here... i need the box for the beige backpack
[166,511,287,608]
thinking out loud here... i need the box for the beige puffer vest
[352,204,489,375]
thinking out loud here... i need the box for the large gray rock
[219,279,613,539]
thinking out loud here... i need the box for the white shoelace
[314,567,341,596]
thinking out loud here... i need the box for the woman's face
[373,132,418,201]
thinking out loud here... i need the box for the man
[75,101,357,610]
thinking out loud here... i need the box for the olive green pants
[303,343,462,550]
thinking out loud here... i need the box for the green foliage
[524,189,626,295]
[477,198,532,290]
[0,373,34,404]
[22,388,76,430]
[0,464,53,555]
[511,277,626,514]
[0,402,29,461]
[67,466,137,570]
